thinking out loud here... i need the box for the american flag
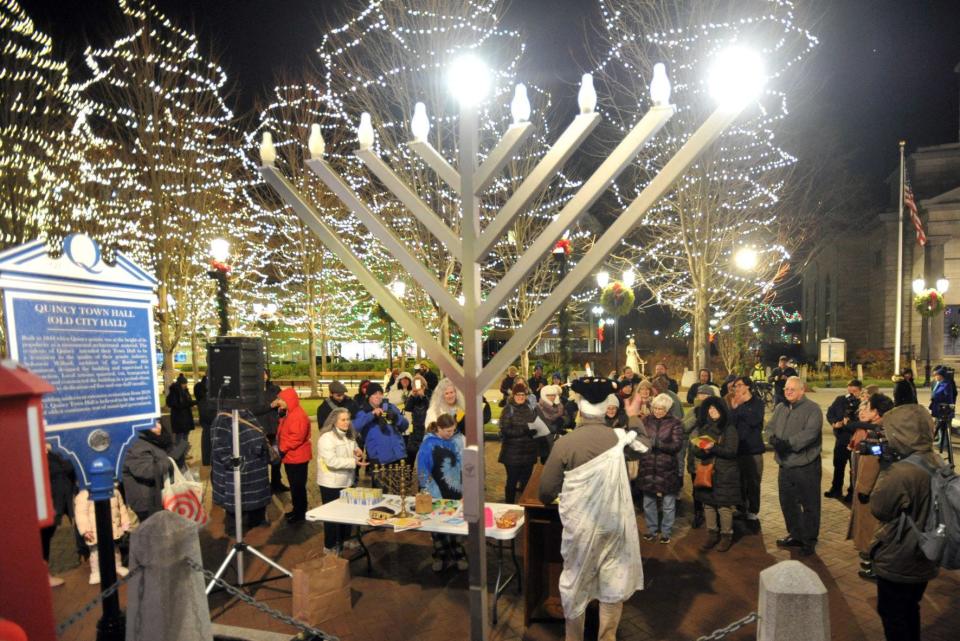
[904,171,926,246]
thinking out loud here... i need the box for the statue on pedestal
[625,338,640,374]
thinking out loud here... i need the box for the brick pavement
[49,396,960,640]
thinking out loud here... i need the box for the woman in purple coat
[637,393,684,543]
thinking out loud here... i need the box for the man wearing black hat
[540,378,650,641]
[769,356,798,406]
[317,380,357,434]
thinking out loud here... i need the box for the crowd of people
[39,358,956,641]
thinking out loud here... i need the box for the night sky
[18,0,960,189]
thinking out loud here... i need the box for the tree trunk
[439,311,450,355]
[307,281,320,398]
[520,348,529,379]
[190,331,200,381]
[157,282,176,388]
[692,291,710,372]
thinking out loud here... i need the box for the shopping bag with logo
[161,458,207,525]
[292,552,352,625]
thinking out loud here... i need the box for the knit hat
[571,377,619,418]
[329,380,347,395]
[511,382,528,395]
[366,382,384,397]
[176,373,188,385]
[697,384,720,397]
[540,384,561,403]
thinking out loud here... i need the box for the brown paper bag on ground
[292,553,352,625]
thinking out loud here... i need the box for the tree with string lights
[591,0,819,371]
[76,0,252,386]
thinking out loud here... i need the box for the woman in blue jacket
[353,383,409,466]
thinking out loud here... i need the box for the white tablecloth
[305,495,524,540]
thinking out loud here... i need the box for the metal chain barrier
[55,565,144,636]
[184,558,339,641]
[695,612,758,641]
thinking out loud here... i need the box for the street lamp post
[591,305,603,353]
[913,277,949,386]
[208,239,231,336]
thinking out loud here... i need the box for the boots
[88,550,100,585]
[700,530,721,551]
[716,533,734,552]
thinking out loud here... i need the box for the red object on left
[0,361,57,641]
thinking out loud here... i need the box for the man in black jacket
[654,362,679,394]
[194,375,217,465]
[730,376,766,530]
[769,356,798,406]
[825,379,861,501]
[316,380,357,430]
[251,369,286,493]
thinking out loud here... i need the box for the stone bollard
[758,560,829,641]
[125,511,212,641]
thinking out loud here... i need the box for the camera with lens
[377,407,397,429]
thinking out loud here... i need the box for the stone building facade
[801,140,960,368]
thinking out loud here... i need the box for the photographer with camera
[353,383,410,467]
[846,393,894,581]
[930,366,956,422]
[825,379,863,501]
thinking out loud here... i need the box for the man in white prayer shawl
[539,377,650,641]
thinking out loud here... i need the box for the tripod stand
[206,409,291,594]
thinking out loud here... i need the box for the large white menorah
[260,51,761,638]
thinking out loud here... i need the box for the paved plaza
[49,389,960,640]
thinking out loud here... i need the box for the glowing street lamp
[708,46,766,111]
[596,271,610,289]
[734,246,758,271]
[448,54,491,106]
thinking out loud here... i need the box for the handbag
[694,460,715,489]
[162,458,208,525]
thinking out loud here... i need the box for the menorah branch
[306,158,466,329]
[474,122,534,194]
[260,166,466,387]
[476,105,676,324]
[407,139,461,192]
[356,149,463,254]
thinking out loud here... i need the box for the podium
[518,464,565,627]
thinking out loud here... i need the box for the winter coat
[893,377,917,406]
[388,372,413,408]
[405,391,430,456]
[355,400,409,464]
[848,448,882,553]
[636,413,684,495]
[47,449,76,523]
[74,489,129,544]
[421,369,439,396]
[317,428,358,488]
[497,399,540,467]
[690,398,740,507]
[277,388,312,464]
[499,375,517,407]
[929,378,957,418]
[730,394,765,455]
[317,395,357,433]
[869,405,941,583]
[417,432,465,499]
[528,374,547,400]
[538,398,565,434]
[166,379,195,434]
[194,377,217,428]
[826,393,859,446]
[211,411,271,511]
[122,429,188,516]
[686,375,714,405]
[251,380,282,437]
[767,396,823,467]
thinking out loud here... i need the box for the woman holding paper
[498,383,541,503]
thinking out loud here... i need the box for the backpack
[898,453,960,570]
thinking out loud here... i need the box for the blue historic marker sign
[0,235,159,497]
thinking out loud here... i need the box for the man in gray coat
[767,376,823,556]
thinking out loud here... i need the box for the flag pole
[894,140,905,375]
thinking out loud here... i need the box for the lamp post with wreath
[912,277,949,387]
[598,269,636,375]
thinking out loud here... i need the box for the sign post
[0,235,159,641]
